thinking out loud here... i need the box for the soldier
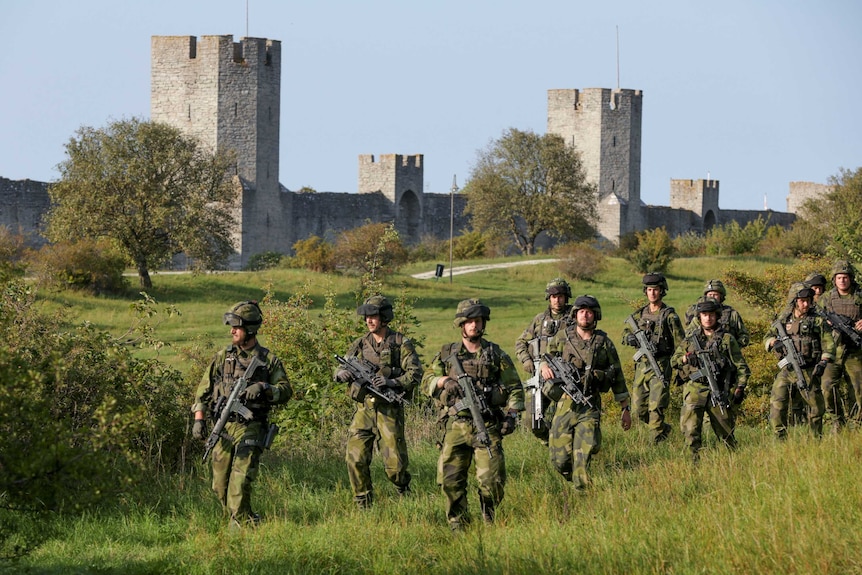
[764,283,833,439]
[672,299,750,462]
[540,295,632,489]
[423,299,524,531]
[621,272,685,444]
[192,301,293,529]
[685,279,751,348]
[804,272,828,305]
[819,260,862,432]
[514,278,572,444]
[334,295,423,509]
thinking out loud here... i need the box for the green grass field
[12,254,862,575]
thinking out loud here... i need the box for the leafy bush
[407,235,448,263]
[291,235,335,273]
[672,231,706,257]
[244,251,283,271]
[555,241,607,280]
[756,220,827,258]
[452,230,487,260]
[624,227,676,273]
[704,217,769,256]
[28,238,128,294]
[0,227,28,283]
[334,222,407,278]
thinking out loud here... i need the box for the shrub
[452,230,487,260]
[291,235,335,273]
[704,217,769,256]
[334,222,407,278]
[625,227,676,273]
[28,238,128,294]
[555,241,607,280]
[244,251,283,271]
[757,220,827,258]
[672,231,706,257]
[0,227,28,284]
[407,235,448,263]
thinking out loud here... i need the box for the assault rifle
[625,315,668,386]
[815,308,862,348]
[446,352,493,458]
[542,353,594,409]
[523,339,545,430]
[334,354,410,406]
[771,319,811,397]
[202,355,264,462]
[687,334,730,415]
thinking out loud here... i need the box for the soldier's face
[835,274,851,294]
[811,285,824,297]
[645,286,662,303]
[576,308,595,328]
[231,326,252,348]
[706,290,724,303]
[549,293,567,313]
[461,317,484,340]
[699,311,718,330]
[365,314,385,335]
[795,297,811,315]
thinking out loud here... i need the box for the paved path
[411,259,559,279]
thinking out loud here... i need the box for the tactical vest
[637,305,676,357]
[356,331,405,378]
[825,290,862,322]
[442,341,508,408]
[216,346,271,421]
[685,330,735,389]
[779,312,822,367]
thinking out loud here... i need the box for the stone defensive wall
[0,177,50,246]
[786,181,832,214]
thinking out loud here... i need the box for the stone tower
[150,35,284,266]
[670,179,720,230]
[358,154,424,243]
[547,88,643,243]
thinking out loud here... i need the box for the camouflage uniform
[684,280,751,348]
[621,273,684,443]
[342,327,422,507]
[764,285,833,439]
[514,278,572,443]
[672,301,749,460]
[543,296,630,489]
[819,261,862,430]
[424,299,524,530]
[193,325,293,524]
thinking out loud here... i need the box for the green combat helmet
[642,272,669,296]
[831,260,856,280]
[695,298,722,318]
[357,295,394,323]
[572,295,602,321]
[224,301,263,335]
[786,282,814,306]
[803,273,827,290]
[703,279,727,300]
[545,278,572,300]
[453,298,491,328]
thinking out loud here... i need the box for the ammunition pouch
[348,381,368,403]
[543,379,565,403]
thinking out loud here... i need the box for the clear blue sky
[1,0,859,210]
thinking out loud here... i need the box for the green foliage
[334,222,407,279]
[452,230,488,260]
[0,227,28,284]
[464,128,598,255]
[625,227,676,273]
[296,186,317,193]
[800,166,862,261]
[407,234,448,263]
[27,238,128,295]
[756,219,827,258]
[244,251,284,271]
[672,231,706,257]
[723,256,829,319]
[704,217,769,255]
[45,117,238,289]
[290,235,335,273]
[555,241,607,280]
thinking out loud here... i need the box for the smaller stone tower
[358,154,424,243]
[669,179,720,230]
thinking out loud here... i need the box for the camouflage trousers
[680,382,736,458]
[526,388,556,445]
[437,417,505,527]
[631,359,672,442]
[769,367,825,438]
[548,397,602,490]
[211,420,265,521]
[346,399,410,505]
[821,345,862,429]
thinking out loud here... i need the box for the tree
[45,118,238,288]
[799,167,862,261]
[463,128,598,255]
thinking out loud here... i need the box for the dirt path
[411,259,558,279]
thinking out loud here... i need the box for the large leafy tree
[45,118,237,288]
[799,167,862,261]
[464,128,598,255]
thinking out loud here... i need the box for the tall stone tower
[358,154,424,243]
[150,35,284,266]
[547,88,643,243]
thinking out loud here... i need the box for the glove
[192,420,207,441]
[335,369,353,383]
[244,382,270,400]
[443,377,461,395]
[625,334,638,347]
[500,412,518,436]
[685,352,699,367]
[771,340,785,355]
[732,386,746,405]
[522,360,535,375]
[813,359,828,378]
[372,375,398,388]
